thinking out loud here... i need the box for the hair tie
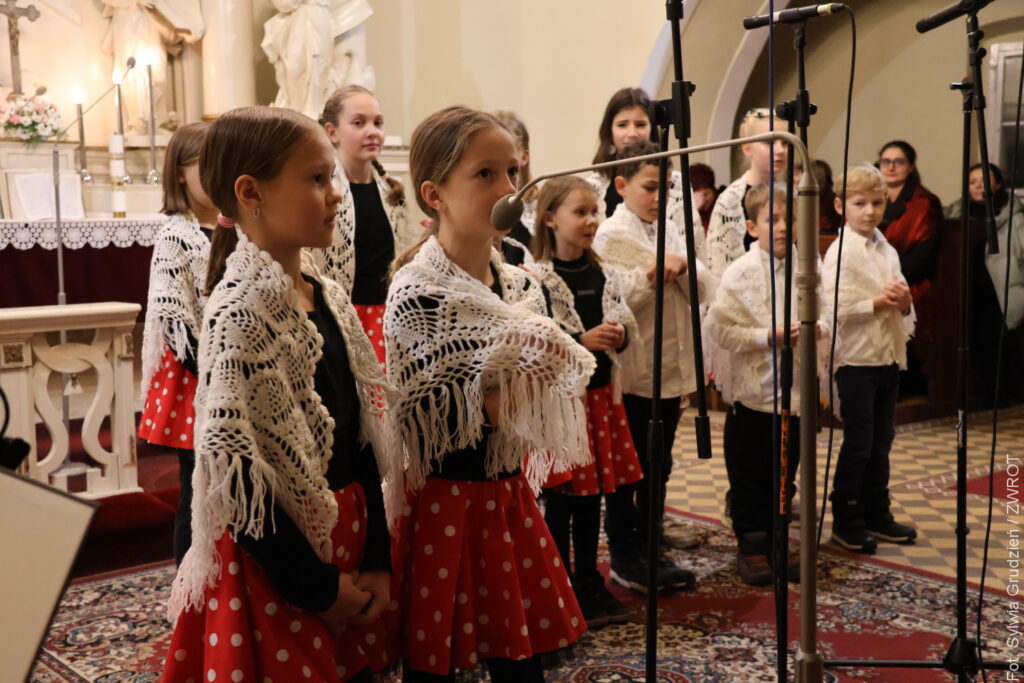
[216,213,235,228]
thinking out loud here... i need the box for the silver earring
[253,207,260,218]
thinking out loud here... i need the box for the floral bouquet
[0,92,61,147]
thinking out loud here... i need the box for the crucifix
[0,0,39,95]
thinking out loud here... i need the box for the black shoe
[571,573,610,628]
[590,577,633,624]
[656,554,696,591]
[831,496,879,554]
[867,518,917,544]
[830,528,878,554]
[737,550,772,586]
[609,553,655,595]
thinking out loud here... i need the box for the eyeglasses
[879,158,909,168]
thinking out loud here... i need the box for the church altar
[0,216,163,310]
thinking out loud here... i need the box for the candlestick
[74,101,92,184]
[146,63,158,184]
[109,133,127,217]
[112,67,124,137]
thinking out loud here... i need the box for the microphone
[916,0,994,34]
[57,57,136,139]
[743,3,847,29]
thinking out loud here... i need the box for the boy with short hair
[593,140,715,594]
[823,164,918,554]
[705,183,826,585]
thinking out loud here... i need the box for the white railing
[0,302,142,498]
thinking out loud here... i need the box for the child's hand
[769,323,800,346]
[887,280,912,312]
[320,572,372,633]
[580,321,623,351]
[645,254,688,284]
[873,293,898,311]
[348,570,391,624]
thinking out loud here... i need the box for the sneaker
[571,575,610,629]
[830,528,878,554]
[656,554,696,591]
[593,580,633,624]
[609,553,656,595]
[737,551,772,586]
[867,518,918,544]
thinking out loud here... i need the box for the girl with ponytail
[315,85,414,364]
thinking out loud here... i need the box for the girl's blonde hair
[530,176,600,266]
[319,84,405,206]
[492,110,538,202]
[738,108,773,137]
[390,106,510,275]
[160,122,210,216]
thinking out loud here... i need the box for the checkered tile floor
[665,404,1024,592]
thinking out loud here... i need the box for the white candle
[109,133,124,155]
[111,189,127,217]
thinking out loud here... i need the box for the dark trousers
[544,492,601,578]
[604,394,681,557]
[174,448,195,567]
[403,656,543,682]
[723,403,800,538]
[832,364,899,521]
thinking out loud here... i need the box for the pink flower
[9,114,21,124]
[33,101,44,111]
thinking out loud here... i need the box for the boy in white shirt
[706,184,826,585]
[593,140,715,595]
[823,164,918,554]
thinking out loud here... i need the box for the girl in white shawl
[162,106,401,683]
[313,85,413,364]
[138,122,214,566]
[386,106,595,681]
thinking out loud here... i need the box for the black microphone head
[34,86,46,96]
[126,56,136,69]
[491,194,523,232]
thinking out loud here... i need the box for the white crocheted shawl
[705,174,749,278]
[170,233,402,617]
[822,227,916,371]
[385,236,596,493]
[140,213,210,397]
[530,258,643,397]
[585,169,705,258]
[309,164,412,290]
[704,247,829,410]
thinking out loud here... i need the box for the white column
[181,43,205,124]
[200,0,256,119]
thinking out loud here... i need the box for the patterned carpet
[32,511,1016,683]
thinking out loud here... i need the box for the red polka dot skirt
[393,473,586,675]
[543,384,642,495]
[161,483,394,683]
[353,304,387,366]
[139,347,197,449]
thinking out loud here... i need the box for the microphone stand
[825,4,1010,680]
[491,128,819,679]
[49,59,135,480]
[648,4,710,680]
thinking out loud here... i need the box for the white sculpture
[263,0,373,120]
[100,0,204,134]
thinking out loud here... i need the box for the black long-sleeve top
[351,181,395,306]
[235,275,391,613]
[551,256,628,390]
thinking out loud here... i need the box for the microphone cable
[975,37,1024,683]
[816,10,857,550]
